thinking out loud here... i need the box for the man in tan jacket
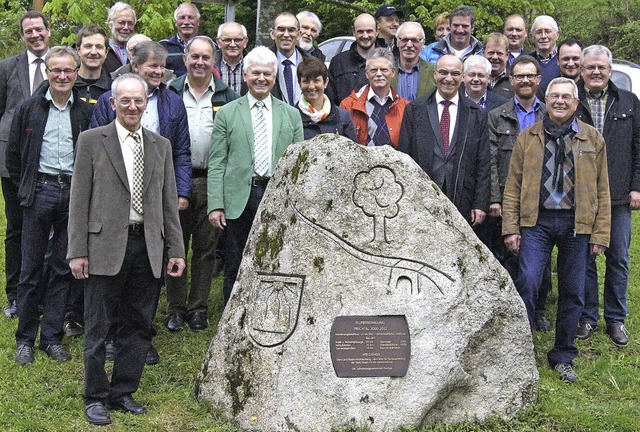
[502,77,610,383]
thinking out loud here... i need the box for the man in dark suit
[269,12,310,105]
[398,54,490,226]
[0,11,50,318]
[208,46,303,304]
[68,74,185,425]
[461,55,507,111]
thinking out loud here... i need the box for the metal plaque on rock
[330,315,411,377]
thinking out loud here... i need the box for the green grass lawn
[0,198,638,431]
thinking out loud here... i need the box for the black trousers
[223,185,265,305]
[83,229,160,403]
[2,176,22,303]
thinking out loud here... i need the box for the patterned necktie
[282,59,295,106]
[370,98,392,146]
[33,58,44,95]
[129,132,144,214]
[440,100,452,156]
[253,101,269,176]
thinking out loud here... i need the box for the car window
[319,40,344,63]
[612,70,632,92]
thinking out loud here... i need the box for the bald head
[353,14,377,55]
[126,34,152,57]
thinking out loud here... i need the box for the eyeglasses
[436,69,462,77]
[219,38,246,45]
[115,98,146,107]
[582,65,610,72]
[546,93,574,102]
[398,37,424,45]
[511,74,539,81]
[47,68,78,76]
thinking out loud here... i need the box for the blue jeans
[15,179,71,346]
[582,204,631,325]
[516,210,589,366]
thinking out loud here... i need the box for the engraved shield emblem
[247,273,305,347]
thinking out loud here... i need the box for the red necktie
[440,100,451,156]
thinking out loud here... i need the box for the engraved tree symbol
[352,167,403,243]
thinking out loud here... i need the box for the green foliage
[0,0,30,56]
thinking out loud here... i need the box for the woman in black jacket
[297,57,357,142]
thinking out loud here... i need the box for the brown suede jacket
[502,119,611,247]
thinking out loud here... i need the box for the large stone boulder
[197,135,538,431]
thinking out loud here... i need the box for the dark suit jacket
[398,90,491,222]
[67,122,185,278]
[269,46,310,103]
[0,51,31,176]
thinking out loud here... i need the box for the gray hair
[107,2,136,25]
[581,45,613,66]
[131,41,168,67]
[174,2,200,20]
[217,21,248,39]
[546,77,578,99]
[185,35,216,54]
[463,55,491,75]
[45,46,81,70]
[243,46,278,75]
[396,21,425,40]
[365,47,395,70]
[296,11,322,35]
[111,73,148,98]
[531,15,559,34]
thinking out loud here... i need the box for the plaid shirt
[219,59,243,95]
[586,87,609,134]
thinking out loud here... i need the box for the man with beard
[392,21,435,102]
[296,11,325,62]
[160,2,201,77]
[327,13,378,105]
[488,55,553,333]
[103,2,136,76]
[502,77,610,382]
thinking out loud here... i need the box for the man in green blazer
[208,46,303,304]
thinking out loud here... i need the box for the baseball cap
[375,5,405,19]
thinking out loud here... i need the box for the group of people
[0,1,636,426]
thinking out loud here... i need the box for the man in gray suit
[68,74,185,426]
[0,11,50,318]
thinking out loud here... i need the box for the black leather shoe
[40,344,72,362]
[166,313,185,332]
[86,402,111,425]
[606,323,629,347]
[187,311,208,331]
[534,312,552,332]
[145,345,160,365]
[4,299,17,318]
[15,344,35,366]
[105,340,115,361]
[109,395,147,415]
[576,321,597,340]
[64,317,84,338]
